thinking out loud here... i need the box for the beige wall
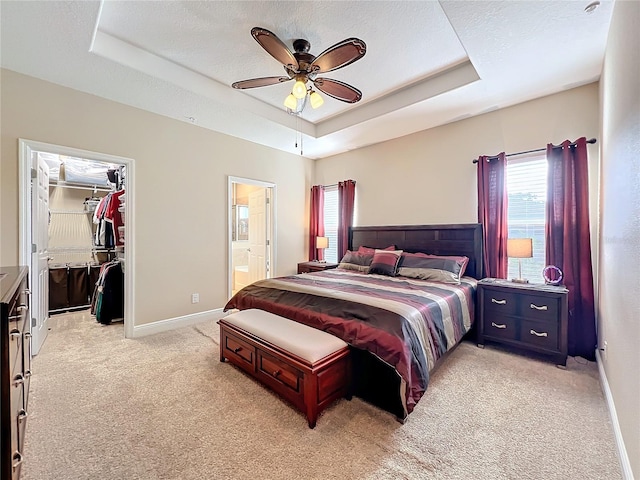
[315,84,600,227]
[0,69,313,325]
[599,0,640,476]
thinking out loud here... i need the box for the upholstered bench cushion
[222,309,347,364]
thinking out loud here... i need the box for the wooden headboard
[349,224,484,279]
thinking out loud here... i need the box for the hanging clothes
[91,260,124,325]
[93,189,125,248]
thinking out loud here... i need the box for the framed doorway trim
[18,139,136,339]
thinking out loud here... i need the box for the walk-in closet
[41,152,126,325]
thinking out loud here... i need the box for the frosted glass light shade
[284,94,297,110]
[292,80,307,99]
[309,91,324,109]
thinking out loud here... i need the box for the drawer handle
[24,332,32,339]
[18,409,28,422]
[491,298,507,305]
[17,305,28,313]
[10,329,21,339]
[530,303,548,311]
[233,347,243,354]
[24,289,31,296]
[25,370,32,378]
[13,374,25,386]
[491,322,507,329]
[12,451,23,471]
[273,369,282,377]
[530,329,548,337]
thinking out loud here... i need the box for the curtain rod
[472,138,597,164]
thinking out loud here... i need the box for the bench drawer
[257,350,303,393]
[223,332,255,368]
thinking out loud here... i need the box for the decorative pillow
[397,252,469,284]
[357,245,396,255]
[369,249,403,277]
[337,251,373,273]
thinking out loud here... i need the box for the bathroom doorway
[227,176,275,298]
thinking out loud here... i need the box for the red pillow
[357,245,396,255]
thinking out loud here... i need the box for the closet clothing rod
[472,138,597,164]
[50,181,112,192]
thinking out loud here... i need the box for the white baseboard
[132,308,227,338]
[596,350,634,480]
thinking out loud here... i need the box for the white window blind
[506,155,547,283]
[323,186,339,263]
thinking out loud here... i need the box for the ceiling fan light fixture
[284,94,298,110]
[309,90,324,109]
[292,79,308,99]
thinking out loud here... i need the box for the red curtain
[338,180,356,261]
[477,153,508,278]
[546,137,596,360]
[308,185,325,261]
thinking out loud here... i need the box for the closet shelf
[50,180,112,192]
[49,246,115,253]
[50,210,93,215]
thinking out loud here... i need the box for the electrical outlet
[191,293,199,304]
[599,340,608,358]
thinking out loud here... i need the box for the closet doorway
[18,140,135,355]
[228,176,275,298]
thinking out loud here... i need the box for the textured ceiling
[0,1,614,159]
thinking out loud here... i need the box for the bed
[224,224,484,420]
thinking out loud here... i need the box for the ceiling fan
[231,27,367,111]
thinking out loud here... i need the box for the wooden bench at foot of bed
[218,309,351,428]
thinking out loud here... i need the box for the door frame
[18,139,136,342]
[227,176,276,299]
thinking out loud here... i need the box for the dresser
[297,261,339,274]
[1,266,30,480]
[477,278,568,367]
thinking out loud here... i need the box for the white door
[248,188,268,283]
[31,155,50,355]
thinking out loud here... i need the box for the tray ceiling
[0,1,614,159]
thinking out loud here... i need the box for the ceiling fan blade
[251,27,298,70]
[232,76,292,89]
[313,78,362,103]
[309,38,366,74]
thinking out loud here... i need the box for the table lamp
[316,236,329,262]
[507,238,533,283]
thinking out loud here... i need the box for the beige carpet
[22,311,622,480]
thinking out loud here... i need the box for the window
[323,186,339,263]
[506,154,547,283]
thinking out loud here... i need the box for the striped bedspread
[224,269,476,416]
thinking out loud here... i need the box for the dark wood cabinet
[297,261,339,274]
[1,266,30,480]
[477,278,568,367]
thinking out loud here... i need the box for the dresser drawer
[520,319,559,351]
[9,325,23,373]
[519,294,559,322]
[222,332,256,368]
[483,314,518,341]
[482,289,519,316]
[257,350,303,393]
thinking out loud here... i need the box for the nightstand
[297,261,339,274]
[477,278,569,367]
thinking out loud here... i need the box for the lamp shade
[284,94,297,110]
[292,79,307,99]
[507,238,533,258]
[309,91,324,109]
[316,236,329,249]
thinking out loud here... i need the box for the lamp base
[511,278,529,284]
